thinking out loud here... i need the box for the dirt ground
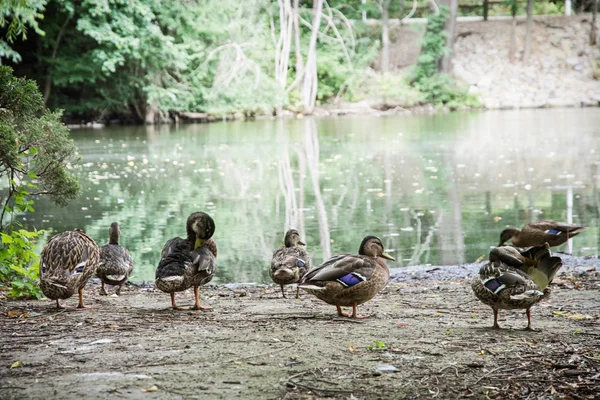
[1,267,598,400]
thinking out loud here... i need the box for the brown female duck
[472,244,563,330]
[499,220,586,248]
[299,236,395,319]
[270,229,311,298]
[155,212,217,310]
[40,229,100,309]
[98,222,133,295]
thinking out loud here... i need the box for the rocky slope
[451,14,600,109]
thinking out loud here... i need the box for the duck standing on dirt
[97,222,133,296]
[155,212,217,310]
[270,229,311,298]
[299,236,395,319]
[40,229,100,309]
[498,221,586,248]
[471,243,563,330]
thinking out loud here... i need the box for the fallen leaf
[106,324,119,329]
[7,311,22,318]
[10,360,24,369]
[142,385,158,392]
[567,314,592,320]
[396,322,409,327]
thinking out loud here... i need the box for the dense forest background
[2,0,597,124]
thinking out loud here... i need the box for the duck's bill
[195,238,204,249]
[298,240,306,246]
[381,252,395,261]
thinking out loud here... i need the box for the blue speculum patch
[296,258,305,268]
[337,272,366,287]
[545,229,561,235]
[484,278,505,294]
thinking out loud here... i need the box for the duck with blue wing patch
[39,229,100,309]
[472,243,563,330]
[299,236,395,319]
[270,229,311,298]
[155,212,217,310]
[499,220,586,248]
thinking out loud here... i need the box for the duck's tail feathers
[510,290,544,301]
[297,284,325,291]
[157,276,185,285]
[106,274,127,282]
[274,268,295,281]
[567,227,587,238]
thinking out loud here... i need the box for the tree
[0,66,80,231]
[437,0,458,72]
[523,0,534,63]
[0,0,47,63]
[302,0,324,114]
[379,0,391,75]
[0,65,79,299]
[592,0,598,46]
[508,0,518,63]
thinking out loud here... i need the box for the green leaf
[1,234,14,244]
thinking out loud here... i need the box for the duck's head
[284,229,305,247]
[358,236,395,261]
[498,228,519,246]
[186,212,216,249]
[109,222,121,244]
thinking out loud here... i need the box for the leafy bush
[0,229,44,299]
[0,65,79,298]
[412,7,480,110]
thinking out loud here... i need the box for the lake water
[25,108,600,283]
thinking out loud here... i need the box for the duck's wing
[160,237,187,260]
[527,221,585,235]
[303,254,375,283]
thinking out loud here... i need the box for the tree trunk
[565,0,572,16]
[275,0,293,88]
[43,16,70,109]
[293,0,303,90]
[523,0,533,63]
[438,0,458,73]
[483,0,489,21]
[302,0,324,114]
[592,0,598,46]
[509,2,517,63]
[381,0,391,75]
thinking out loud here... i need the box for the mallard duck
[472,243,563,330]
[97,222,133,296]
[499,220,586,248]
[270,229,311,298]
[155,212,217,310]
[299,236,395,319]
[39,229,100,309]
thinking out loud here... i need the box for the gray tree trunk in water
[591,0,598,46]
[144,102,157,124]
[523,0,533,63]
[380,0,391,75]
[438,0,458,73]
[302,0,324,114]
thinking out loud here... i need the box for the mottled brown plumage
[39,229,100,309]
[98,222,133,295]
[155,212,217,310]
[499,220,586,248]
[299,236,395,319]
[270,229,311,298]
[472,244,563,330]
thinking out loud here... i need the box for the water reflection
[24,109,600,282]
